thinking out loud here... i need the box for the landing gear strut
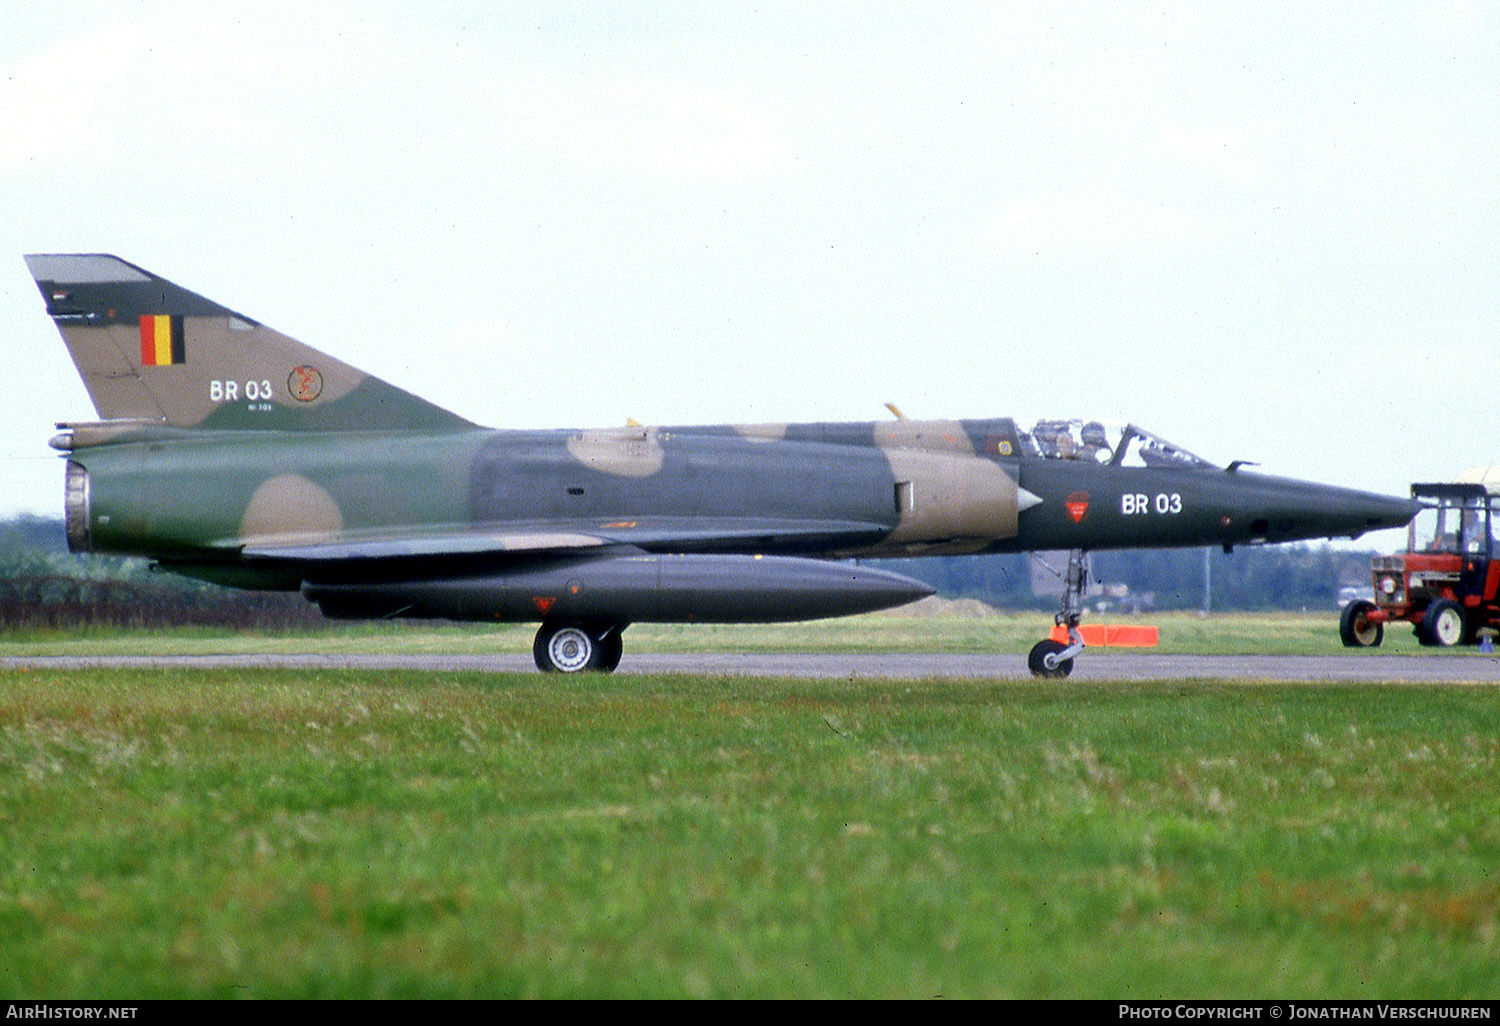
[533,621,627,673]
[1029,549,1090,679]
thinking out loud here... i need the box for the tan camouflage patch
[240,473,344,543]
[873,419,975,454]
[883,450,1021,546]
[57,324,163,421]
[566,427,665,478]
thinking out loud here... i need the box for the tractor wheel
[1339,600,1383,648]
[1421,599,1466,648]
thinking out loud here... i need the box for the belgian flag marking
[139,315,185,366]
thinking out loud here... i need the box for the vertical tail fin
[25,254,475,432]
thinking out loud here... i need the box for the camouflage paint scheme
[25,255,1420,670]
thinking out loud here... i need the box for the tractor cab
[1409,483,1495,558]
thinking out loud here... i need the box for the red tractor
[1340,482,1500,648]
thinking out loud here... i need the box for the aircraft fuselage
[62,416,1417,585]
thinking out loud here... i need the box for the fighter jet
[24,254,1419,676]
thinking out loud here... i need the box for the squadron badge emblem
[288,365,323,402]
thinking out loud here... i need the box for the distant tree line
[0,516,322,631]
[873,544,1374,612]
[0,514,1373,631]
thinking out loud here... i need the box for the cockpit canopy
[1013,419,1216,470]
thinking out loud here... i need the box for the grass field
[3,663,1499,998]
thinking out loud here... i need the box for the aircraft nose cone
[1236,477,1421,543]
[1364,494,1425,534]
[1314,486,1423,537]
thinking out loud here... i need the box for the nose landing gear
[1029,549,1090,679]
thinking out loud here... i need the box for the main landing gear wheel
[533,622,628,673]
[597,629,624,672]
[1421,599,1466,648]
[1339,599,1383,648]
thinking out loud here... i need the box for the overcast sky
[2,2,1496,549]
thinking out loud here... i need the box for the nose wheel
[1029,549,1090,678]
[1028,638,1074,678]
[533,621,627,673]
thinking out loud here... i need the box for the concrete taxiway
[2,652,1499,682]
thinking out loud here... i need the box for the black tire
[533,622,600,673]
[1422,599,1466,648]
[1339,600,1383,648]
[1028,638,1073,679]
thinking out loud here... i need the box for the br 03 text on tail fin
[26,254,1420,674]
